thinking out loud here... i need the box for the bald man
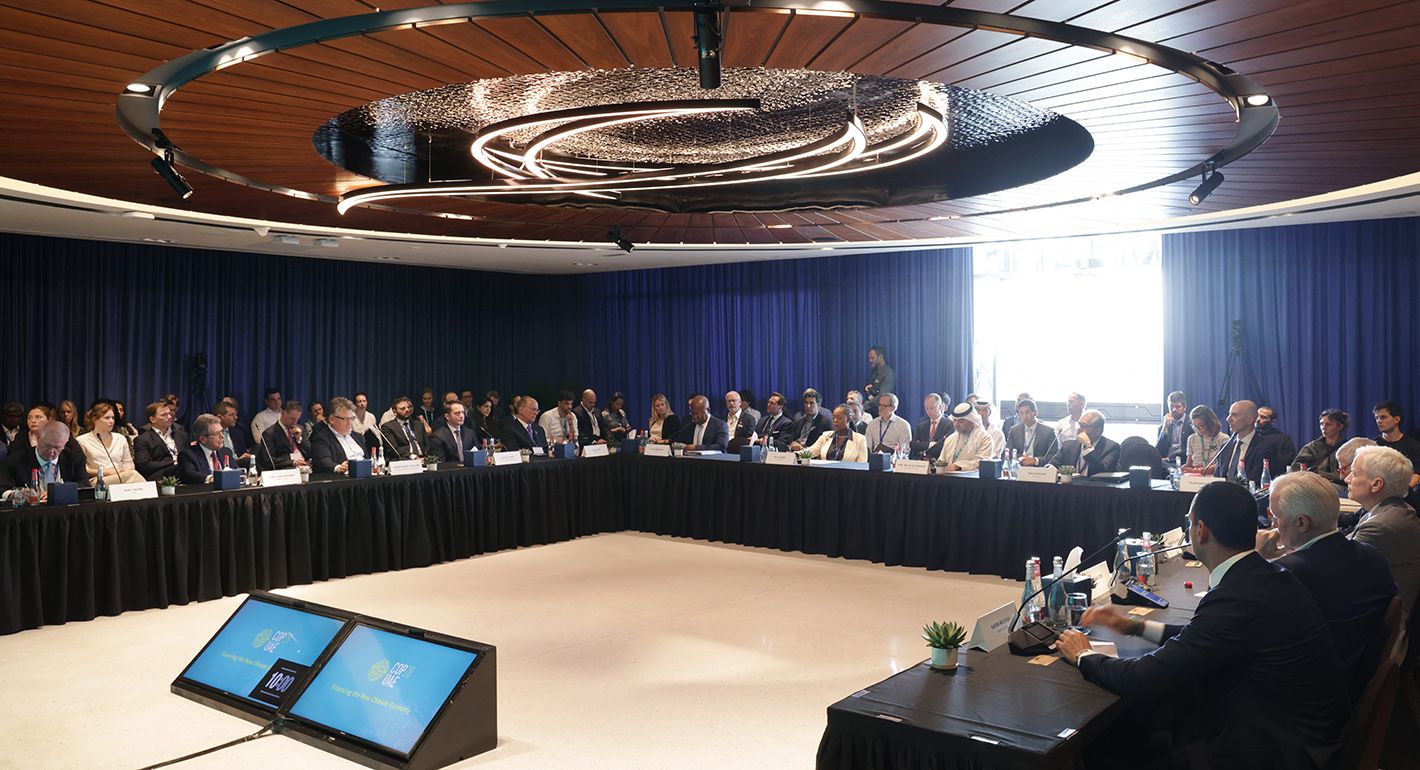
[574,389,607,447]
[1213,399,1296,485]
[673,395,729,452]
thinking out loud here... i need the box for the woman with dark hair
[471,398,498,442]
[112,399,139,439]
[1291,409,1349,481]
[12,404,53,450]
[647,394,681,445]
[601,392,630,447]
[1183,404,1229,474]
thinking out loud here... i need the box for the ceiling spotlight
[693,1,723,90]
[609,225,635,252]
[1189,165,1225,205]
[150,155,193,199]
[125,83,154,94]
[1244,94,1271,107]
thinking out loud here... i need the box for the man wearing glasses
[311,397,369,474]
[1,422,86,501]
[179,413,237,484]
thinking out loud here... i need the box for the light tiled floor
[0,532,1021,769]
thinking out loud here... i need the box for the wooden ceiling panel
[886,29,1024,80]
[663,11,699,67]
[721,10,789,68]
[418,22,539,77]
[534,13,630,69]
[810,17,916,72]
[473,17,589,72]
[1159,0,1407,54]
[928,38,1072,84]
[1194,4,1416,65]
[597,11,674,68]
[764,13,854,69]
[321,34,496,85]
[848,23,969,77]
[953,45,1113,92]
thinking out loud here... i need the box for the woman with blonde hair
[57,400,81,436]
[647,394,681,445]
[77,401,143,484]
[1183,404,1229,474]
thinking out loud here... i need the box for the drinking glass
[1066,593,1090,633]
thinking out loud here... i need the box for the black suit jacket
[1078,552,1349,769]
[573,405,606,447]
[1047,436,1120,475]
[910,416,954,460]
[177,444,237,485]
[256,422,311,471]
[428,421,478,462]
[723,411,755,452]
[1277,533,1397,702]
[1155,417,1195,461]
[133,425,189,481]
[309,427,369,473]
[496,416,547,451]
[1212,426,1296,483]
[791,410,831,447]
[754,412,796,451]
[379,419,426,459]
[674,415,729,452]
[1007,421,1058,461]
[220,425,250,459]
[0,444,88,488]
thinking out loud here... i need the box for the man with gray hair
[1335,437,1375,495]
[1348,445,1420,615]
[1,421,86,496]
[1258,470,1396,701]
[1048,409,1120,476]
[310,396,369,474]
[178,413,237,484]
[865,392,912,453]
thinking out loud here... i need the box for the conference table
[816,557,1209,770]
[0,452,1195,636]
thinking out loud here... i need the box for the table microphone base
[1008,621,1059,655]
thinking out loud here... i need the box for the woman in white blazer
[77,402,143,485]
[804,405,870,462]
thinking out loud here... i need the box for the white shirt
[251,408,281,442]
[693,420,707,446]
[335,431,364,461]
[937,427,995,470]
[2,425,18,444]
[539,409,576,444]
[77,431,136,475]
[154,426,177,455]
[1021,421,1039,455]
[1055,415,1081,443]
[865,415,912,452]
[984,424,1005,456]
[352,411,378,436]
[726,410,744,437]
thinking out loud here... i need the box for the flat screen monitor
[283,622,481,758]
[173,593,350,719]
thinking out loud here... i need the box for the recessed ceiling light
[315,238,339,247]
[928,215,959,221]
[497,243,508,248]
[119,211,156,219]
[274,234,299,245]
[1244,94,1271,107]
[125,83,153,94]
[141,237,173,243]
[438,212,475,220]
[572,262,598,267]
[767,223,792,229]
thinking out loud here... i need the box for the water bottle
[1170,462,1181,490]
[1260,458,1273,491]
[1028,558,1045,622]
[1049,556,1066,625]
[1020,559,1037,620]
[94,464,109,501]
[1138,532,1156,589]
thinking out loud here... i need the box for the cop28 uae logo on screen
[252,628,296,654]
[367,658,415,688]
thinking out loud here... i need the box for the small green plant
[159,476,179,488]
[798,450,815,460]
[1057,465,1076,476]
[921,620,968,649]
[671,442,686,451]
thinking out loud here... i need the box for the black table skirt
[2,455,1192,636]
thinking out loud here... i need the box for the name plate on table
[1079,562,1113,598]
[583,443,609,458]
[1017,466,1058,484]
[766,452,798,466]
[1179,474,1223,493]
[895,459,931,475]
[1159,527,1185,555]
[645,443,672,457]
[967,602,1015,651]
[262,468,303,487]
[385,459,424,476]
[493,451,523,466]
[108,481,158,501]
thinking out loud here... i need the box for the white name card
[1159,527,1186,559]
[967,602,1015,652]
[1079,561,1114,599]
[766,451,798,466]
[626,429,638,440]
[1179,474,1223,493]
[582,444,609,458]
[262,468,303,487]
[108,481,158,501]
[386,460,424,476]
[493,451,523,466]
[1018,466,1058,484]
[645,443,672,457]
[895,459,931,475]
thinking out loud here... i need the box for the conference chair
[1334,595,1403,770]
[1118,438,1166,479]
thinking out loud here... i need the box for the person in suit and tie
[1347,445,1420,616]
[498,396,548,452]
[805,405,869,461]
[1056,481,1351,770]
[910,393,953,461]
[428,401,477,462]
[574,389,609,448]
[379,396,426,460]
[1009,399,1058,467]
[0,422,86,494]
[213,401,252,467]
[674,395,728,452]
[998,391,1031,438]
[257,401,311,471]
[310,397,370,473]
[753,393,796,451]
[178,413,238,484]
[1255,470,1396,703]
[1154,390,1194,463]
[1047,410,1120,476]
[134,400,189,481]
[789,389,831,450]
[723,390,755,452]
[1212,400,1295,484]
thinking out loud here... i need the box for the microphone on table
[258,430,276,471]
[375,423,404,458]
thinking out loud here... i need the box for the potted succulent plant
[797,449,814,465]
[1057,465,1077,484]
[671,441,686,457]
[922,620,968,670]
[159,476,179,496]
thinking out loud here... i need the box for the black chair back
[1119,441,1166,479]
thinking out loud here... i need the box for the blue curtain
[1162,217,1420,443]
[0,234,971,429]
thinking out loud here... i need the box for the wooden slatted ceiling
[0,1,1417,247]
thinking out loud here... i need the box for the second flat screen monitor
[285,623,479,757]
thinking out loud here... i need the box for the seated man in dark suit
[256,400,311,471]
[1213,399,1295,484]
[754,393,796,451]
[1347,445,1420,616]
[1057,481,1351,770]
[1046,409,1119,476]
[1154,390,1193,462]
[213,401,252,468]
[909,393,953,461]
[574,389,609,448]
[789,389,831,450]
[178,413,238,484]
[0,422,86,495]
[674,394,728,452]
[134,399,189,481]
[379,396,426,460]
[723,390,755,452]
[428,401,477,462]
[310,397,369,473]
[1009,398,1059,466]
[1255,470,1396,703]
[497,396,547,452]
